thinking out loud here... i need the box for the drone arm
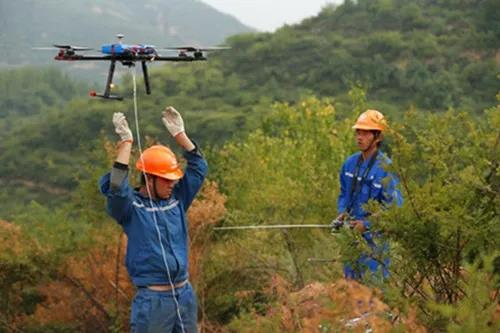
[154,56,206,62]
[54,55,110,61]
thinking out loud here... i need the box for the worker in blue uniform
[334,109,403,281]
[99,106,207,333]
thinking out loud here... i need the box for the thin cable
[131,66,186,333]
[214,224,332,231]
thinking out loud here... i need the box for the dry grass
[241,276,427,333]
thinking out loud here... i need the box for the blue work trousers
[130,283,197,333]
[343,254,390,281]
[344,235,390,282]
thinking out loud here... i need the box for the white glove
[112,112,133,142]
[162,106,184,137]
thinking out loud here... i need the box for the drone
[37,34,228,100]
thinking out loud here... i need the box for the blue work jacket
[337,151,403,233]
[99,149,208,287]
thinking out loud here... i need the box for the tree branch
[64,275,111,324]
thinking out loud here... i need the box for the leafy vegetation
[1,96,498,332]
[1,0,498,217]
[213,0,499,111]
[0,0,498,331]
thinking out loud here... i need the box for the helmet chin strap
[147,175,160,200]
[362,131,380,154]
[145,175,173,200]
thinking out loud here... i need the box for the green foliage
[214,97,349,222]
[429,255,500,332]
[202,98,353,322]
[0,1,498,330]
[362,104,500,328]
[0,67,84,118]
[1,0,498,218]
[1,88,498,331]
[226,309,282,333]
[202,94,499,330]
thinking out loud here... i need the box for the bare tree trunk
[282,230,305,289]
[64,275,111,331]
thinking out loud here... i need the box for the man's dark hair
[372,130,383,147]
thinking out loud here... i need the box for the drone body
[47,34,227,100]
[100,43,157,56]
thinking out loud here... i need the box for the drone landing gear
[89,59,124,100]
[103,60,116,98]
[141,61,151,95]
[90,58,152,101]
[90,91,124,101]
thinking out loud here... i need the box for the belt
[146,279,188,291]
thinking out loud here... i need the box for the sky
[203,0,339,32]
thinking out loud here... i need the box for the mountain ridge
[0,0,254,66]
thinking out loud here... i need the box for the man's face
[355,129,377,151]
[147,176,178,199]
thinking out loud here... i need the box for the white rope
[131,66,186,333]
[214,224,332,230]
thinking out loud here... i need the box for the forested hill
[210,0,499,111]
[1,0,499,217]
[1,1,499,330]
[0,0,254,66]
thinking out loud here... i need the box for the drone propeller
[32,47,60,50]
[53,44,93,51]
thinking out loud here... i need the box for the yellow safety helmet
[352,109,387,132]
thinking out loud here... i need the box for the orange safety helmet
[136,145,184,180]
[353,109,387,132]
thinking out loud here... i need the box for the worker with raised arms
[99,106,207,332]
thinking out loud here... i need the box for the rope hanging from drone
[129,66,187,333]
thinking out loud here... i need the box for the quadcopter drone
[38,34,228,100]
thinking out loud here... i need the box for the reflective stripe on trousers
[130,282,197,333]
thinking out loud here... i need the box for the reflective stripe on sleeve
[132,200,179,212]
